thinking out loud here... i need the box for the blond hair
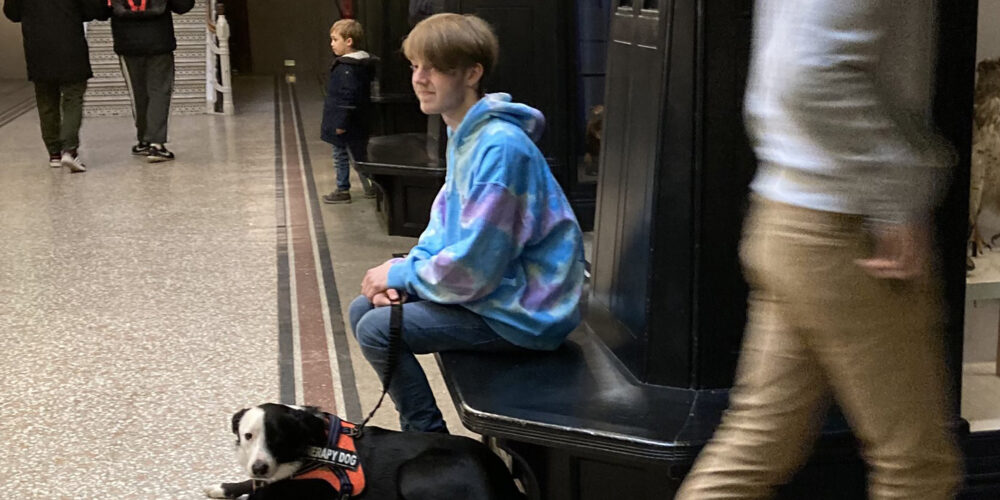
[330,19,364,49]
[402,13,498,82]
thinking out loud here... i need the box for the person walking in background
[3,0,107,173]
[320,18,376,205]
[675,1,962,499]
[106,0,194,163]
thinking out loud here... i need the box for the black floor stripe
[288,79,363,421]
[275,77,296,404]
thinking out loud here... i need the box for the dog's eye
[244,433,253,441]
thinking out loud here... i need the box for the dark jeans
[349,295,521,432]
[332,139,371,192]
[33,80,87,154]
[120,53,174,144]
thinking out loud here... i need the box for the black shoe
[147,143,175,163]
[322,190,351,204]
[131,141,151,156]
[48,153,62,168]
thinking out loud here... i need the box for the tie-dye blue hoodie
[386,93,585,351]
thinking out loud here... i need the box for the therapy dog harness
[257,302,402,498]
[293,413,366,499]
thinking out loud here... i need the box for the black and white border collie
[205,403,525,499]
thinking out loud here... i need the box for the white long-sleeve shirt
[746,0,954,224]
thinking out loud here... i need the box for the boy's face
[330,32,352,56]
[409,59,477,118]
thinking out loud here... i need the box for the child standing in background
[321,18,376,204]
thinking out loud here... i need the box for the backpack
[108,0,168,19]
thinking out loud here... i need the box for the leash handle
[356,300,403,434]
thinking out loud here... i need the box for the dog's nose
[251,460,270,477]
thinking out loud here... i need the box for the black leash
[354,300,403,435]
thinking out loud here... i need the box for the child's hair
[330,19,364,49]
[402,13,498,85]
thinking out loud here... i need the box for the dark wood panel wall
[591,0,754,388]
[592,0,973,396]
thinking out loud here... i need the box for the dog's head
[231,404,329,483]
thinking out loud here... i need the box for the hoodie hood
[451,93,546,145]
[340,50,371,60]
[334,51,376,68]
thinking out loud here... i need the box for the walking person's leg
[784,220,963,499]
[349,295,522,433]
[32,81,63,166]
[59,81,87,152]
[120,55,149,147]
[144,52,175,161]
[57,80,89,173]
[675,201,832,499]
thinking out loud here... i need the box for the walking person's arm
[774,1,948,279]
[169,0,195,15]
[78,0,109,22]
[776,1,951,226]
[3,0,22,22]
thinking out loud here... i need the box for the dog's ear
[288,407,327,445]
[231,408,249,436]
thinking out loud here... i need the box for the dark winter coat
[321,52,376,154]
[106,0,195,56]
[2,0,107,82]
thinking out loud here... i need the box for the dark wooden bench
[353,133,445,237]
[436,307,867,500]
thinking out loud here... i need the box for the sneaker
[147,143,175,163]
[322,189,351,204]
[48,153,61,168]
[131,141,151,156]
[61,150,86,173]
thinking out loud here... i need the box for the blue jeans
[333,143,351,191]
[349,295,521,433]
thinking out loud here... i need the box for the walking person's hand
[855,223,931,280]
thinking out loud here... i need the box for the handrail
[205,1,234,114]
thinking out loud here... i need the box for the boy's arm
[386,147,532,304]
[3,0,22,23]
[325,66,361,133]
[331,67,365,131]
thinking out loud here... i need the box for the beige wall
[0,20,26,80]
[979,0,1000,62]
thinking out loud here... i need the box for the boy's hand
[336,128,346,135]
[361,260,395,300]
[371,289,405,307]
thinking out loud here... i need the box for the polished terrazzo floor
[0,76,467,499]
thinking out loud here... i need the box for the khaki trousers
[675,198,961,499]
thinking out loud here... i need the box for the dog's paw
[203,485,228,499]
[205,480,255,499]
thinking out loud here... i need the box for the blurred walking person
[3,0,107,173]
[675,1,963,498]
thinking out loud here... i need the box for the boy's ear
[465,63,484,89]
[345,37,355,48]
